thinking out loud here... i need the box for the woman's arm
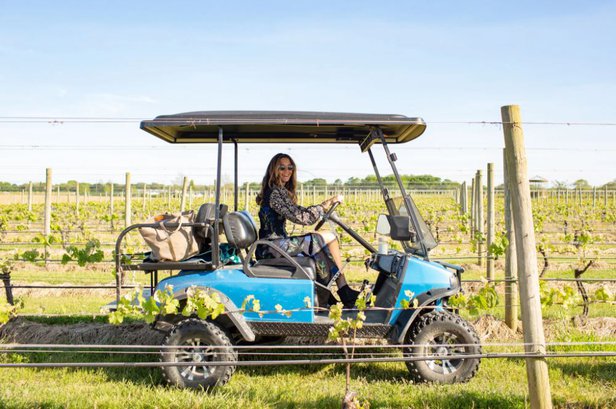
[270,187,324,226]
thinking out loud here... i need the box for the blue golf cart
[114,111,481,389]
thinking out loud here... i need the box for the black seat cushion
[252,256,315,280]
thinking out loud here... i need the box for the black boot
[337,285,360,309]
[327,292,339,306]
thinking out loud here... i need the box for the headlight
[449,272,460,290]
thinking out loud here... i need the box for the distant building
[529,175,548,199]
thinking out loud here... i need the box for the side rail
[114,222,215,304]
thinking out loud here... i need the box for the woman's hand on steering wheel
[315,195,343,231]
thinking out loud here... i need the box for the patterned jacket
[257,185,324,239]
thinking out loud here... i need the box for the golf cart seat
[222,211,315,280]
[193,202,229,253]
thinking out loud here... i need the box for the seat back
[222,210,258,251]
[193,203,228,252]
[223,212,320,289]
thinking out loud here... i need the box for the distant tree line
[301,174,461,190]
[0,177,614,193]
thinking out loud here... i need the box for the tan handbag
[139,211,199,261]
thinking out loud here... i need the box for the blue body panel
[389,257,454,325]
[156,267,314,323]
[155,256,454,327]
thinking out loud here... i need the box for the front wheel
[403,311,481,384]
[160,319,237,390]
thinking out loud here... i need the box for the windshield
[392,196,438,254]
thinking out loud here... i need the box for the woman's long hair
[256,153,297,205]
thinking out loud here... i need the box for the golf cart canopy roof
[140,111,426,145]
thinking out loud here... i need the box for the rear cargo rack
[114,222,216,303]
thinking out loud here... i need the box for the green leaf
[108,311,124,325]
[593,287,611,302]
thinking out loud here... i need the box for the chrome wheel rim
[424,331,466,375]
[176,338,216,381]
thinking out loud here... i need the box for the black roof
[140,111,426,145]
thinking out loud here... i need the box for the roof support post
[234,139,239,212]
[367,147,395,215]
[373,128,428,257]
[213,127,223,268]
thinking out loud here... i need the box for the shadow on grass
[321,361,409,381]
[276,390,527,409]
[7,351,166,387]
[551,360,616,383]
[236,352,411,382]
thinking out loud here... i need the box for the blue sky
[1,1,615,186]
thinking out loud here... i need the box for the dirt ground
[1,315,614,346]
[0,317,165,345]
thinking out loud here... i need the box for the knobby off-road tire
[160,319,237,390]
[404,311,481,384]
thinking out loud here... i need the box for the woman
[255,153,359,308]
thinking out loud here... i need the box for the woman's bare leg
[317,231,348,288]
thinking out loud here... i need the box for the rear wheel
[403,311,480,384]
[160,319,236,390]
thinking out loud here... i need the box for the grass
[8,265,150,285]
[0,329,614,408]
[14,295,114,316]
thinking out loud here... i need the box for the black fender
[388,287,459,344]
[154,286,256,342]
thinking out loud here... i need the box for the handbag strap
[156,210,194,235]
[159,218,183,234]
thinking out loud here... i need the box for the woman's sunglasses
[278,165,295,171]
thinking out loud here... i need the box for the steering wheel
[315,201,340,231]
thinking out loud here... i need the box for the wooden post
[592,187,596,210]
[464,181,469,214]
[110,183,115,229]
[605,185,608,208]
[486,163,495,280]
[125,172,132,227]
[44,168,52,236]
[27,182,33,212]
[143,184,148,214]
[502,105,552,409]
[460,182,467,214]
[565,189,568,204]
[180,176,189,211]
[300,183,304,206]
[244,182,250,210]
[470,177,476,238]
[503,149,519,332]
[476,170,484,267]
[75,181,80,212]
[189,181,194,209]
